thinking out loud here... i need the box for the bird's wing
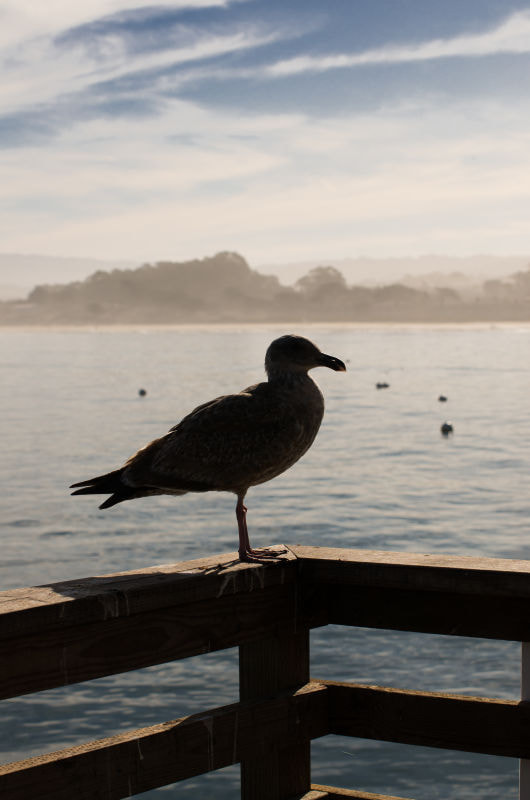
[122,382,306,492]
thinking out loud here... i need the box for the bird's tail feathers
[70,468,124,494]
[70,468,133,509]
[71,468,194,510]
[98,492,130,510]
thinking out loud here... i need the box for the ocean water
[1,323,530,799]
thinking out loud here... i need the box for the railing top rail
[290,544,530,579]
[0,546,296,640]
[291,544,530,596]
[3,545,530,642]
[290,545,530,597]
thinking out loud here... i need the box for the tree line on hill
[1,251,529,324]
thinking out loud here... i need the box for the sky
[1,0,530,268]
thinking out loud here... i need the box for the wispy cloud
[1,3,530,263]
[0,20,278,118]
[266,10,530,76]
[0,1,240,49]
[2,91,530,261]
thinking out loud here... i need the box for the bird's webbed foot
[238,546,287,562]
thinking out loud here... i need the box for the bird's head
[265,335,346,377]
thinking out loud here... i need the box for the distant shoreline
[2,252,529,328]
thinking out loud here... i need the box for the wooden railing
[1,544,530,799]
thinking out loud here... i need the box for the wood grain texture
[292,545,530,597]
[4,545,530,646]
[0,682,328,800]
[240,629,311,799]
[303,786,414,800]
[4,545,530,799]
[325,680,530,758]
[0,548,296,639]
[3,544,530,699]
[0,581,298,700]
[322,584,530,641]
[293,546,530,641]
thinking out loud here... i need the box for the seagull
[70,335,346,562]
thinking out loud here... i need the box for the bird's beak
[319,353,347,371]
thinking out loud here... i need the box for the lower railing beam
[0,684,328,800]
[239,627,311,799]
[326,680,530,758]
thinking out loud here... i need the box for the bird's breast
[242,375,325,489]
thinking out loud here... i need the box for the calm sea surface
[1,324,530,798]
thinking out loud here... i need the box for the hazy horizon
[1,250,529,301]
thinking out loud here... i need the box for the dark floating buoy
[376,382,390,389]
[438,395,448,402]
[440,421,453,436]
[138,388,147,397]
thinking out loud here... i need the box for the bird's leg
[236,494,286,562]
[236,495,251,558]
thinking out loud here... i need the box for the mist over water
[1,324,529,798]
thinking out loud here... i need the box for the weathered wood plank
[321,584,530,641]
[0,547,296,640]
[303,785,414,800]
[292,545,530,598]
[5,545,530,649]
[293,546,530,640]
[0,682,329,800]
[3,543,530,698]
[240,629,311,799]
[0,582,298,700]
[325,680,530,758]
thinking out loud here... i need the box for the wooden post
[239,628,310,799]
[520,642,530,800]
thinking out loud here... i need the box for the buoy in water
[138,388,147,397]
